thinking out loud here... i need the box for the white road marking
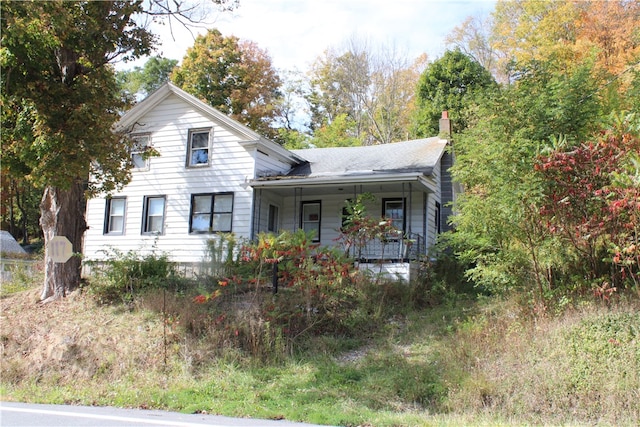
[0,405,228,427]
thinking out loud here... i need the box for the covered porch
[249,174,441,281]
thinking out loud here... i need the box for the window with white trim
[189,193,234,233]
[104,197,126,235]
[142,196,166,235]
[187,129,211,167]
[131,134,150,170]
[301,201,321,242]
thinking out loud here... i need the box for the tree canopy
[118,56,178,98]
[0,0,237,301]
[307,39,426,145]
[415,49,496,136]
[171,29,282,140]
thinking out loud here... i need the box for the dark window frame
[267,204,279,233]
[142,195,166,235]
[300,200,321,242]
[382,198,406,238]
[104,197,126,235]
[189,192,234,234]
[186,128,212,167]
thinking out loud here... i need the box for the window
[104,197,126,234]
[383,198,405,238]
[301,201,321,242]
[187,129,211,167]
[131,134,150,170]
[267,204,279,233]
[190,193,234,233]
[435,201,441,234]
[142,196,166,235]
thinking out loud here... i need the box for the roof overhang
[250,171,437,193]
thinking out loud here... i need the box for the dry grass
[1,285,639,426]
[440,297,640,426]
[0,288,171,386]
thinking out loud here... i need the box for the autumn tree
[1,0,235,302]
[307,38,426,145]
[491,0,640,87]
[171,29,282,140]
[445,15,509,83]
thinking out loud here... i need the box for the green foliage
[188,229,434,361]
[309,113,363,147]
[447,54,614,303]
[0,1,152,194]
[306,42,423,145]
[278,128,311,149]
[508,57,605,143]
[0,260,43,296]
[87,247,178,304]
[117,56,178,97]
[0,178,43,244]
[201,233,240,279]
[415,48,497,136]
[535,114,640,290]
[565,311,640,395]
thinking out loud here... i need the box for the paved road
[0,402,333,427]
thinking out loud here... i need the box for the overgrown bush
[86,247,182,304]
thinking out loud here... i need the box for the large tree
[171,29,282,140]
[415,49,496,137]
[1,0,234,302]
[491,0,640,87]
[307,38,426,146]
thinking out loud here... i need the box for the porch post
[256,189,263,239]
[293,187,300,232]
[407,183,412,235]
[250,189,258,240]
[423,192,429,254]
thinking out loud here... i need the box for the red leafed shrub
[535,116,640,290]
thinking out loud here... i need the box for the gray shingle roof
[288,137,447,178]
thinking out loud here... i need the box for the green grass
[1,281,639,426]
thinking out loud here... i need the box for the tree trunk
[40,182,87,302]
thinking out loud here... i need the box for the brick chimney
[439,110,452,136]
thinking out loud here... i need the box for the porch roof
[250,137,448,189]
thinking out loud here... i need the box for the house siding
[273,190,433,253]
[84,93,257,264]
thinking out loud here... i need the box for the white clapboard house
[83,83,458,280]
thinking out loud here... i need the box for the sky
[119,0,496,72]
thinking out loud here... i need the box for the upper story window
[189,193,234,233]
[104,197,126,235]
[301,201,321,242]
[131,134,151,170]
[142,195,166,235]
[187,128,211,167]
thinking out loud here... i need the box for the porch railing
[344,232,425,262]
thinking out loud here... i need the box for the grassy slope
[1,286,639,427]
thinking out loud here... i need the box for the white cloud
[118,0,495,72]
